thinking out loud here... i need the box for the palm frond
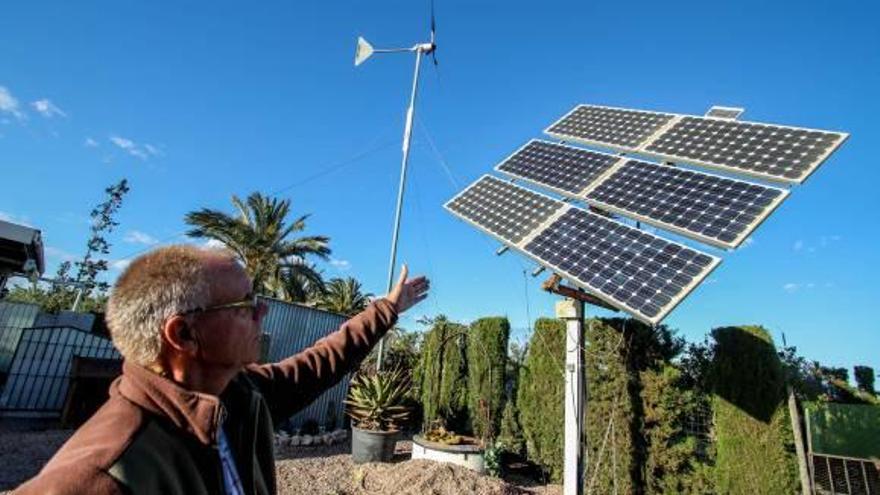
[184,192,330,300]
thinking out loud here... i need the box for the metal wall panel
[0,299,355,428]
[259,297,350,429]
[33,311,95,332]
[0,301,41,373]
[0,326,120,416]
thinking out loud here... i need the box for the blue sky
[1,1,877,372]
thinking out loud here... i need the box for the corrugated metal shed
[260,297,351,430]
[0,299,353,427]
[0,301,41,374]
[0,326,120,417]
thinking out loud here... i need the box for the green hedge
[467,317,510,440]
[641,364,715,494]
[517,318,565,482]
[710,325,797,495]
[416,318,469,431]
[583,318,636,493]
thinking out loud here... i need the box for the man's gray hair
[106,245,234,365]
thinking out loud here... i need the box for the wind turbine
[355,9,438,371]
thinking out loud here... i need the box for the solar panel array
[546,104,848,184]
[447,102,846,324]
[494,140,789,249]
[444,176,720,324]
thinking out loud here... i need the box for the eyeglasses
[179,294,266,321]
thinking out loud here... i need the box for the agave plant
[345,368,412,432]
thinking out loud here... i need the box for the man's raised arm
[243,265,428,422]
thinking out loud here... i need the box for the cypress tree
[497,400,525,456]
[582,318,636,493]
[517,318,565,482]
[416,317,469,431]
[467,317,510,440]
[854,365,876,395]
[641,364,715,494]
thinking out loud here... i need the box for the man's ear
[162,315,199,356]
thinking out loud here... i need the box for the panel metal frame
[545,103,849,184]
[495,140,791,250]
[444,176,721,325]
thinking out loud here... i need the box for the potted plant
[345,367,412,463]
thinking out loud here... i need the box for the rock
[288,436,301,447]
[301,435,313,446]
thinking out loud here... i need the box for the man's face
[191,261,266,368]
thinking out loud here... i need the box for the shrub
[582,318,635,493]
[641,364,715,494]
[710,325,798,494]
[583,317,684,494]
[517,318,565,482]
[854,365,876,395]
[497,400,524,456]
[467,317,510,441]
[415,317,469,431]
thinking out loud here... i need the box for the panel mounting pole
[556,297,585,495]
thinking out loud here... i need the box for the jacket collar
[113,360,225,446]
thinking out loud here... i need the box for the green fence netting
[805,402,880,459]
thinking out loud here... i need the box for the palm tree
[185,192,330,301]
[315,277,373,316]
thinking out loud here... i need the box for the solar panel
[546,104,848,183]
[545,105,676,150]
[494,140,623,196]
[445,176,720,324]
[644,116,847,183]
[523,208,719,324]
[585,159,789,249]
[443,175,564,245]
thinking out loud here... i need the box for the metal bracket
[542,274,619,312]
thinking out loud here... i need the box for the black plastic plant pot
[351,426,398,463]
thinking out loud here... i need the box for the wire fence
[812,453,880,495]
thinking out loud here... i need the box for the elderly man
[15,245,429,495]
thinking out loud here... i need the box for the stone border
[274,428,349,447]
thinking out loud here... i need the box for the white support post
[556,298,585,495]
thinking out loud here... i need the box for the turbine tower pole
[354,31,436,371]
[378,46,427,371]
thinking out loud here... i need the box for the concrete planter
[411,434,485,474]
[351,426,398,464]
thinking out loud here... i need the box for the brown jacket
[13,299,398,495]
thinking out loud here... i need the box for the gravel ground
[1,429,561,495]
